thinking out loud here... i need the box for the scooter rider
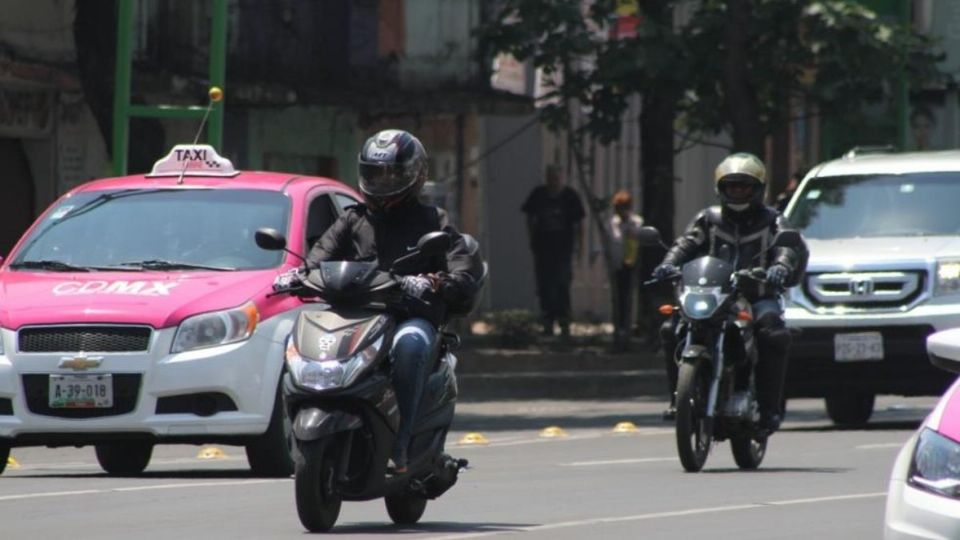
[283,129,484,474]
[653,152,808,432]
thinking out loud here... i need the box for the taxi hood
[0,270,276,329]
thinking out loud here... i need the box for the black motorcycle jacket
[307,199,485,322]
[661,205,808,300]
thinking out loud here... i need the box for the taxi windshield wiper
[10,260,94,272]
[117,259,235,271]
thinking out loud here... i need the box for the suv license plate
[49,374,113,408]
[834,332,884,362]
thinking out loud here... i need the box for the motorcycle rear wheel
[385,493,428,525]
[675,362,712,472]
[730,434,767,470]
[294,438,343,532]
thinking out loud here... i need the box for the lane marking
[856,443,905,450]
[5,455,247,471]
[0,479,286,502]
[562,457,675,467]
[429,491,886,539]
[449,429,672,450]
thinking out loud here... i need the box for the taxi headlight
[285,335,384,392]
[171,302,259,353]
[936,260,960,296]
[908,428,960,499]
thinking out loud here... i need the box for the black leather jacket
[661,205,809,300]
[307,200,485,321]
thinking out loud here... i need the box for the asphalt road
[0,396,934,539]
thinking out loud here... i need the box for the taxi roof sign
[147,144,240,178]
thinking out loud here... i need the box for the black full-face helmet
[357,129,428,211]
[714,152,767,212]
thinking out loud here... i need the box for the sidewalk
[454,334,668,402]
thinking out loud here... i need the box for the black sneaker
[386,457,408,476]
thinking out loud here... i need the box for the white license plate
[834,332,884,362]
[49,374,113,408]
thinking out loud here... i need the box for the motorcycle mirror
[417,231,452,256]
[255,228,287,251]
[637,226,663,247]
[928,329,960,374]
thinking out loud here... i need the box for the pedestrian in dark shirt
[521,164,585,338]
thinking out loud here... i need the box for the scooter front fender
[293,407,363,442]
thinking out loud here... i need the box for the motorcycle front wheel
[730,434,767,470]
[294,438,343,532]
[385,492,428,525]
[675,361,713,472]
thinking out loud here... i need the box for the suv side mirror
[255,228,287,251]
[928,329,960,374]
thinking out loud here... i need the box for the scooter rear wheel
[385,493,428,525]
[675,362,712,472]
[294,439,342,532]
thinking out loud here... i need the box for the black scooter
[256,228,479,532]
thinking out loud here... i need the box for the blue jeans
[391,318,437,464]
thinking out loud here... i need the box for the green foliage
[481,309,540,348]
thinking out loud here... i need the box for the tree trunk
[722,0,764,156]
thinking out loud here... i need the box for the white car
[884,328,960,539]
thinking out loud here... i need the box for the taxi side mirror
[255,228,287,251]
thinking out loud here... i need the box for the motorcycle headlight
[908,428,960,499]
[936,260,960,296]
[285,335,384,392]
[680,287,725,319]
[171,302,259,353]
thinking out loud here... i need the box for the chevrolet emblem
[58,355,103,371]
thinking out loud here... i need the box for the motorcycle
[256,227,482,532]
[640,226,801,472]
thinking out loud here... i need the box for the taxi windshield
[12,189,289,271]
[786,173,960,240]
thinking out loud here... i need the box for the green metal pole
[207,0,228,150]
[111,0,134,176]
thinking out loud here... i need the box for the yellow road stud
[612,421,639,434]
[539,426,568,438]
[6,456,19,469]
[458,432,490,445]
[197,446,227,460]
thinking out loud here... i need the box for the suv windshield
[786,173,960,240]
[12,189,289,271]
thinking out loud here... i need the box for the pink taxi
[0,144,360,476]
[885,328,960,538]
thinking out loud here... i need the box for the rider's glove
[653,263,679,280]
[272,268,304,291]
[765,264,790,287]
[400,275,435,300]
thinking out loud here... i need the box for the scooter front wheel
[294,438,342,532]
[675,361,713,472]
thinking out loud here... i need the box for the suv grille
[18,326,152,353]
[803,271,926,309]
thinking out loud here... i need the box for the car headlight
[908,428,960,499]
[171,302,259,353]
[936,260,960,296]
[285,335,384,392]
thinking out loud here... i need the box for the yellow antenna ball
[208,86,224,102]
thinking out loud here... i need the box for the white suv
[783,148,960,426]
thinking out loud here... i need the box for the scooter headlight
[908,428,960,499]
[285,335,384,392]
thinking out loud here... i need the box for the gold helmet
[714,152,767,211]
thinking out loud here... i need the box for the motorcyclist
[280,129,484,474]
[653,152,808,433]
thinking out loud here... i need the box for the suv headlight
[908,428,960,499]
[285,335,384,392]
[171,302,259,353]
[936,259,960,296]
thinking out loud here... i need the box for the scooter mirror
[637,226,663,247]
[417,231,452,256]
[255,228,287,251]
[928,329,960,374]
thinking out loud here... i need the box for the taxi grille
[18,326,152,353]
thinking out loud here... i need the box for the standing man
[522,164,586,339]
[608,190,644,351]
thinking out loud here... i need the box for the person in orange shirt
[608,190,644,351]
